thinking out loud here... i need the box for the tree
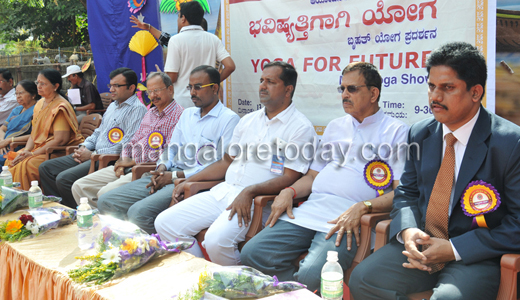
[0,0,89,49]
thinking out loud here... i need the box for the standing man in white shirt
[0,69,19,124]
[155,61,317,266]
[163,1,235,109]
[240,62,409,293]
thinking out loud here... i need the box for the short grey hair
[147,72,172,87]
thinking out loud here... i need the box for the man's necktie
[424,133,457,273]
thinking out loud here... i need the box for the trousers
[71,167,133,206]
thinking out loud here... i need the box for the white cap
[31,181,38,186]
[2,166,8,171]
[62,65,82,78]
[80,197,88,204]
[327,251,339,262]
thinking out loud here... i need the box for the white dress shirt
[0,88,18,125]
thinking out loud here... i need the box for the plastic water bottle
[28,181,43,208]
[0,166,13,190]
[77,197,94,250]
[321,251,343,300]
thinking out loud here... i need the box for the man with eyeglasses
[154,61,316,266]
[95,65,239,234]
[0,69,19,125]
[70,72,184,206]
[163,1,235,109]
[240,62,409,294]
[39,67,147,208]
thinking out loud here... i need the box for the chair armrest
[245,195,277,243]
[496,254,520,300]
[374,219,392,252]
[98,154,120,169]
[87,109,106,115]
[131,163,157,181]
[10,141,26,149]
[184,180,224,199]
[66,146,79,155]
[89,154,101,174]
[45,146,69,160]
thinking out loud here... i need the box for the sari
[0,105,35,165]
[6,96,84,190]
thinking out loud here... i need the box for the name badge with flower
[460,180,501,229]
[107,127,124,144]
[147,131,164,150]
[364,159,393,196]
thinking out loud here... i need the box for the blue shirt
[156,101,239,178]
[81,94,147,154]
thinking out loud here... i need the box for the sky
[498,0,520,10]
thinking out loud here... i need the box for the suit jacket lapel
[422,121,443,200]
[452,108,491,210]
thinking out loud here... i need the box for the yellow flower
[176,0,192,12]
[5,220,23,234]
[120,238,139,254]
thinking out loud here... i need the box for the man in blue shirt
[39,68,147,208]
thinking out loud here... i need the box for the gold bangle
[31,151,34,155]
[11,137,14,143]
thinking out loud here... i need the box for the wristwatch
[171,171,178,183]
[363,201,373,213]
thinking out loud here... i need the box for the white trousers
[71,167,133,206]
[154,182,269,266]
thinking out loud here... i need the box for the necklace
[36,94,58,121]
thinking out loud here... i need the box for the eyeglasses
[145,86,169,96]
[186,83,215,91]
[15,91,27,96]
[107,83,130,89]
[0,80,7,83]
[34,81,49,87]
[337,85,368,94]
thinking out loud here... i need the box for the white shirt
[156,101,240,178]
[210,102,317,204]
[0,88,18,125]
[164,25,230,109]
[280,109,409,233]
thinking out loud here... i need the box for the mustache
[343,98,352,104]
[430,101,448,110]
[191,96,200,101]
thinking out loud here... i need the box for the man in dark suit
[349,42,520,300]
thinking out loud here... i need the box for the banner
[223,0,496,132]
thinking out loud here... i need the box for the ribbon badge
[461,180,501,229]
[364,159,393,196]
[107,127,124,144]
[148,131,164,150]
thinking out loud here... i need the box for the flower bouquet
[68,215,194,285]
[0,186,62,215]
[0,206,76,242]
[178,266,306,299]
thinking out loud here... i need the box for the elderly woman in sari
[0,80,40,165]
[6,69,84,190]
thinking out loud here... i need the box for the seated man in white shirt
[97,65,240,234]
[0,69,19,125]
[240,62,409,294]
[155,61,317,266]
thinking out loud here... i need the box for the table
[0,203,216,300]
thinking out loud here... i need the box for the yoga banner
[222,0,496,132]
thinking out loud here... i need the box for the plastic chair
[86,92,112,115]
[373,219,520,300]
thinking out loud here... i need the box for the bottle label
[77,213,93,228]
[29,194,43,208]
[321,273,343,299]
[0,177,12,188]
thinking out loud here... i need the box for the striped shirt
[121,100,183,164]
[81,94,147,154]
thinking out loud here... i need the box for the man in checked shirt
[70,72,184,206]
[39,68,148,209]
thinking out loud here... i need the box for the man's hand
[11,150,32,166]
[265,188,295,228]
[144,164,169,194]
[325,202,367,250]
[114,157,135,169]
[72,146,92,163]
[114,166,125,178]
[403,237,456,271]
[401,228,431,271]
[130,15,148,30]
[226,188,254,227]
[171,180,186,204]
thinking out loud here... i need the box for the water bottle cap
[2,166,8,171]
[327,251,339,262]
[80,197,88,204]
[31,181,38,186]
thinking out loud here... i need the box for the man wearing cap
[63,65,103,123]
[0,69,18,125]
